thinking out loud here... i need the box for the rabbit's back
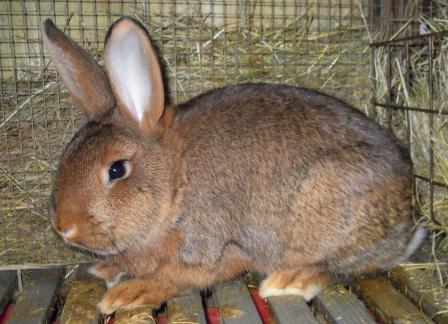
[175,83,408,162]
[172,83,413,274]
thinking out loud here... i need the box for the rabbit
[42,17,426,314]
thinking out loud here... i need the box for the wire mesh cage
[370,30,448,281]
[0,0,447,269]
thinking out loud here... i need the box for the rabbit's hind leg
[259,269,329,301]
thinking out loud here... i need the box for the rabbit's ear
[104,18,164,135]
[41,19,114,118]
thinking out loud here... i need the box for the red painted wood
[205,306,221,324]
[249,289,273,324]
[0,303,14,324]
[156,312,168,324]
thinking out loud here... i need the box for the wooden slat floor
[0,264,446,324]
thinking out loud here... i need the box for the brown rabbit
[42,17,425,314]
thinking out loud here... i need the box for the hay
[114,306,156,324]
[0,77,91,266]
[128,5,371,107]
[60,280,106,322]
[115,313,156,323]
[370,0,448,282]
[0,2,369,266]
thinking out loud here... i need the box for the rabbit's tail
[376,225,427,270]
[400,225,427,262]
[330,225,427,275]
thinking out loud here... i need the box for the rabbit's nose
[54,209,79,239]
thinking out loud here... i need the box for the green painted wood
[167,289,207,324]
[356,276,433,324]
[9,268,65,324]
[315,284,375,324]
[267,295,318,324]
[214,279,262,324]
[0,271,17,312]
[389,266,448,324]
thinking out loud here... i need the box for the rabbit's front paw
[98,279,160,315]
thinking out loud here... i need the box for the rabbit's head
[43,18,179,256]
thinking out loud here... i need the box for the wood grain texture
[267,295,318,324]
[315,284,375,324]
[389,266,448,324]
[213,279,262,324]
[0,271,17,312]
[167,289,207,324]
[356,276,433,324]
[9,268,64,324]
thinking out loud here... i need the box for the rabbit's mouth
[61,237,120,256]
[50,214,121,256]
[50,200,122,255]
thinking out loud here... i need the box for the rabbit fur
[42,17,425,314]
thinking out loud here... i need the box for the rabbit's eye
[108,160,128,182]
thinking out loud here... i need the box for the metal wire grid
[369,0,442,37]
[370,31,448,246]
[1,0,370,266]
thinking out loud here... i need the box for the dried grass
[114,306,156,324]
[370,0,448,283]
[0,4,378,267]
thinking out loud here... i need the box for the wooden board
[2,267,445,323]
[389,266,448,324]
[315,284,375,324]
[60,279,106,324]
[167,289,207,324]
[0,271,17,312]
[8,268,65,324]
[72,262,95,280]
[267,295,318,324]
[115,305,156,323]
[356,276,433,324]
[213,279,262,324]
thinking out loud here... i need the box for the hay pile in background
[0,79,90,266]
[370,0,448,282]
[1,0,448,288]
[129,3,371,106]
[0,0,370,267]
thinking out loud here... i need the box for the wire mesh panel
[369,1,448,278]
[0,0,393,267]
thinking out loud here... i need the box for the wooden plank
[60,263,107,324]
[0,271,17,312]
[60,279,106,324]
[115,305,156,323]
[315,284,376,324]
[167,289,207,324]
[356,276,433,324]
[267,295,318,324]
[389,266,448,324]
[213,279,262,324]
[72,262,95,280]
[9,268,65,324]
